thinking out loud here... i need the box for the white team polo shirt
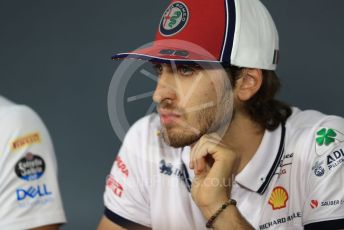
[104,107,344,229]
[0,96,66,229]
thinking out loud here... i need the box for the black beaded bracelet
[206,199,237,229]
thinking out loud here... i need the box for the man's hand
[189,133,238,219]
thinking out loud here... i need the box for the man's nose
[152,71,177,104]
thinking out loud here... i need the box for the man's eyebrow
[176,64,202,69]
[151,63,162,69]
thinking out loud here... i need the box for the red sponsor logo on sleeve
[115,155,129,177]
[106,175,123,197]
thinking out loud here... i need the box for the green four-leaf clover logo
[316,128,337,146]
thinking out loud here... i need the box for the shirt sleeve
[103,119,151,228]
[0,105,66,230]
[302,116,344,228]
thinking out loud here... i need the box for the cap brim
[111,40,222,65]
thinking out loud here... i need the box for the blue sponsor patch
[14,152,45,181]
[16,184,52,201]
[312,161,325,177]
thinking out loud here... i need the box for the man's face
[152,63,233,148]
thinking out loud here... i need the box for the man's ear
[235,68,263,101]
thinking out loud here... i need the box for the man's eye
[178,66,194,76]
[153,64,163,75]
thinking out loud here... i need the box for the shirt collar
[235,123,286,194]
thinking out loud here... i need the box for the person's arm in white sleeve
[302,116,344,229]
[98,118,151,230]
[0,104,66,230]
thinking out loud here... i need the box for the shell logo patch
[268,186,289,210]
[159,1,189,37]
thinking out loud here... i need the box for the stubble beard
[160,97,233,148]
[160,107,214,148]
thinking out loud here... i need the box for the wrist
[200,195,229,219]
[205,199,238,229]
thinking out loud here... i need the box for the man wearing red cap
[98,0,344,229]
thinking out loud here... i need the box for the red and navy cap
[112,0,279,70]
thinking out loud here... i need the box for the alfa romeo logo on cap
[159,2,189,37]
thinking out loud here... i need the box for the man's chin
[160,129,202,148]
